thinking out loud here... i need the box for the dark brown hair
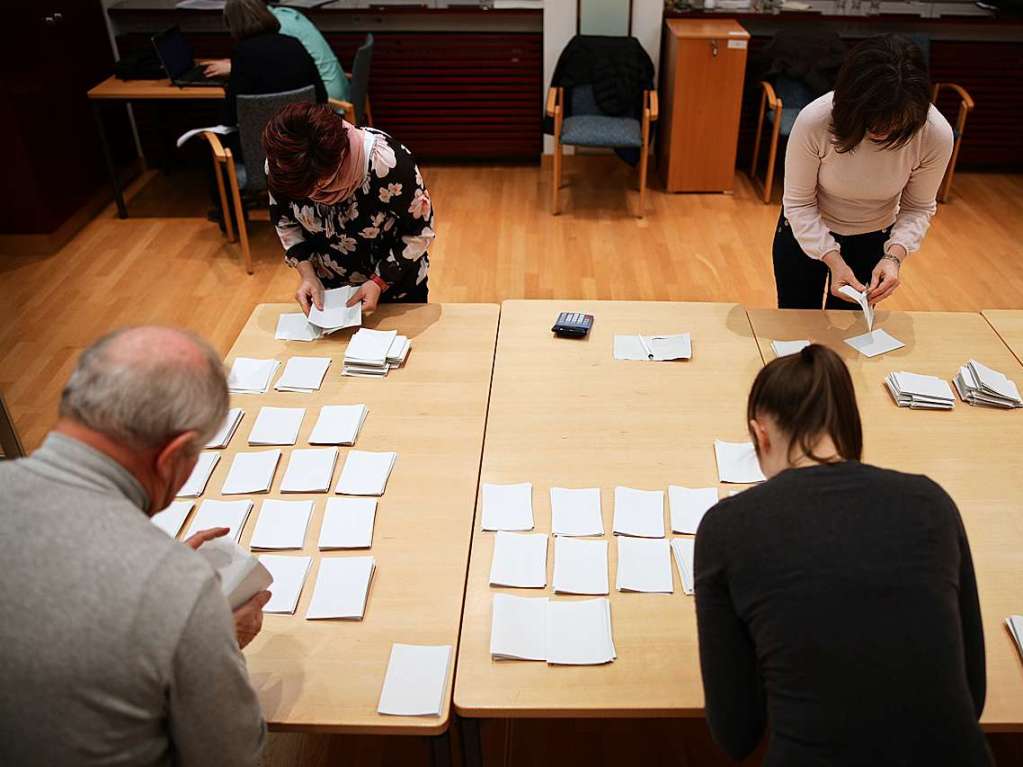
[263,103,349,200]
[747,344,863,464]
[224,0,280,42]
[830,34,931,154]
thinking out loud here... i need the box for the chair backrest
[0,390,25,459]
[236,85,317,193]
[571,84,604,116]
[349,34,374,125]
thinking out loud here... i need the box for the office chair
[329,34,375,126]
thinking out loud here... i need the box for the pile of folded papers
[953,359,1022,408]
[884,371,955,410]
[343,328,411,378]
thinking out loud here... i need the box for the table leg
[459,715,484,767]
[91,100,127,219]
[429,728,452,767]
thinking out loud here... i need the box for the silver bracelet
[881,253,902,267]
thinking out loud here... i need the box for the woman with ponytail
[694,344,990,766]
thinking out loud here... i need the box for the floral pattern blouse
[269,129,433,299]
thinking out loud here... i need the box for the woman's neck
[789,434,842,469]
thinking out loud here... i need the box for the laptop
[151,26,227,88]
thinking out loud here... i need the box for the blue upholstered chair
[328,34,375,127]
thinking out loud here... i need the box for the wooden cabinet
[657,19,749,192]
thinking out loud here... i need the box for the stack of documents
[319,497,377,549]
[222,450,281,495]
[280,447,339,493]
[228,357,280,394]
[249,499,313,549]
[274,357,331,393]
[844,329,905,358]
[885,371,956,410]
[771,339,810,358]
[489,532,548,588]
[306,556,376,620]
[838,285,875,331]
[342,329,410,377]
[275,312,322,342]
[185,498,253,542]
[334,450,397,495]
[490,594,615,665]
[249,407,305,446]
[668,485,719,534]
[612,486,665,538]
[152,500,193,537]
[613,333,692,361]
[552,537,608,595]
[309,404,368,445]
[195,538,273,610]
[953,359,1023,408]
[550,487,603,536]
[671,538,696,595]
[377,644,452,717]
[259,555,312,614]
[177,452,220,497]
[206,408,244,449]
[306,286,362,335]
[616,537,673,593]
[714,440,766,484]
[481,482,534,531]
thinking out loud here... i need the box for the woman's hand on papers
[184,526,230,550]
[295,263,325,316]
[233,591,272,649]
[822,251,866,303]
[346,280,382,316]
[868,246,904,304]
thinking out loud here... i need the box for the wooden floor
[1,158,1021,765]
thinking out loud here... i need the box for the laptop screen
[152,27,194,80]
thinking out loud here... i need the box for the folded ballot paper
[309,404,368,445]
[274,357,331,393]
[259,555,312,614]
[275,312,322,342]
[334,450,397,496]
[306,286,362,334]
[177,452,219,497]
[844,329,905,358]
[305,555,376,620]
[1007,616,1023,661]
[771,339,810,358]
[490,594,616,665]
[885,371,956,410]
[342,329,411,377]
[228,357,280,394]
[953,359,1023,409]
[196,538,273,610]
[838,285,874,331]
[714,440,766,484]
[552,537,609,595]
[489,532,548,589]
[377,643,452,717]
[152,500,193,538]
[671,538,696,596]
[206,408,244,449]
[616,537,673,593]
[614,333,692,361]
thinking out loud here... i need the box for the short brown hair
[747,344,863,464]
[224,0,280,41]
[830,35,931,154]
[263,103,349,200]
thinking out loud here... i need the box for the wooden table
[745,308,1023,732]
[87,75,225,218]
[178,302,498,737]
[454,300,766,746]
[983,310,1023,366]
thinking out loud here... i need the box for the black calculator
[552,311,594,338]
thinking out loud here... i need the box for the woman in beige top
[774,35,953,309]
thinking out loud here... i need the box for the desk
[87,75,225,218]
[983,310,1023,366]
[454,300,765,756]
[745,308,1023,732]
[181,302,498,738]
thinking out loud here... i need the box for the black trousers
[772,214,891,310]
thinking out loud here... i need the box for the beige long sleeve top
[782,92,954,260]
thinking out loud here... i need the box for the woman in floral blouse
[263,103,433,313]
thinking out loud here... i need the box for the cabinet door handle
[710,39,719,57]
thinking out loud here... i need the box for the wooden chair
[749,77,815,204]
[0,390,25,459]
[329,34,375,127]
[932,82,974,202]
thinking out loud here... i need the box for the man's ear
[749,418,770,457]
[156,431,200,482]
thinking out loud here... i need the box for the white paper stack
[549,487,603,536]
[259,555,313,614]
[668,485,718,534]
[228,357,280,394]
[177,452,220,497]
[274,357,332,393]
[205,408,244,449]
[1007,616,1023,661]
[489,594,615,665]
[305,556,376,620]
[151,500,193,537]
[844,329,905,358]
[616,537,673,593]
[249,499,313,550]
[306,286,362,334]
[309,404,368,445]
[377,644,452,717]
[714,440,766,484]
[612,487,665,538]
[275,312,322,342]
[195,538,273,610]
[489,532,548,588]
[280,447,339,493]
[481,482,534,531]
[185,499,253,542]
[319,497,377,549]
[386,335,412,368]
[885,371,956,410]
[671,538,696,595]
[342,328,399,377]
[248,407,305,446]
[221,450,281,495]
[334,450,397,495]
[552,537,608,595]
[771,339,810,357]
[613,333,692,361]
[838,284,875,331]
[954,360,1023,409]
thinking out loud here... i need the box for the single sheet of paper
[844,329,905,358]
[481,482,534,531]
[152,500,193,537]
[248,407,305,446]
[612,486,665,538]
[668,485,719,534]
[377,644,452,717]
[671,538,696,595]
[275,312,322,342]
[196,538,273,610]
[274,357,331,392]
[613,333,692,361]
[249,499,313,550]
[227,357,280,394]
[545,598,616,665]
[771,339,810,358]
[205,408,244,449]
[714,440,766,484]
[616,537,673,593]
[305,556,376,620]
[221,450,281,495]
[319,497,377,549]
[185,499,253,543]
[489,532,548,588]
[550,487,603,536]
[490,593,547,661]
[552,537,608,595]
[334,450,397,496]
[280,447,339,493]
[838,285,874,331]
[259,554,312,614]
[177,452,220,497]
[309,404,368,445]
[307,286,362,332]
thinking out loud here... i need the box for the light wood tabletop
[180,302,498,735]
[454,300,766,718]
[983,310,1023,366]
[88,74,225,100]
[745,308,1023,731]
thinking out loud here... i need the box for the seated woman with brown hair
[695,344,990,766]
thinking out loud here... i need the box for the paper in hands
[838,285,874,331]
[307,286,362,334]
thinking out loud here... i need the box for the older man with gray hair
[0,326,268,767]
